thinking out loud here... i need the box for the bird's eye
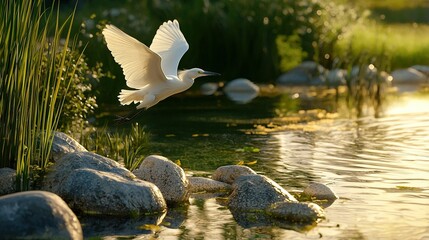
[198,70,203,74]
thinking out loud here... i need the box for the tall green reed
[0,0,80,190]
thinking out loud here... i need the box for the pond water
[85,88,429,239]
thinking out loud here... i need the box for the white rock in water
[391,68,428,84]
[224,78,260,93]
[411,65,429,75]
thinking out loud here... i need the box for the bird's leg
[114,108,145,124]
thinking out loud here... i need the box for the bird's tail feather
[118,89,140,105]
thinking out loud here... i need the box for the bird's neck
[178,71,195,84]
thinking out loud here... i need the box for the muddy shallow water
[87,89,429,239]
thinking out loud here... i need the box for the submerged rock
[228,174,297,211]
[133,155,189,205]
[212,165,257,184]
[0,168,16,196]
[42,151,166,216]
[80,212,166,238]
[51,131,87,161]
[188,176,232,193]
[0,191,82,240]
[267,201,325,223]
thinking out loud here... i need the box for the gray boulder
[0,168,16,195]
[228,174,297,211]
[302,182,338,200]
[43,151,133,193]
[51,131,87,161]
[0,191,82,239]
[267,201,325,223]
[212,165,257,184]
[188,176,232,193]
[58,168,166,215]
[133,155,189,205]
[42,151,166,216]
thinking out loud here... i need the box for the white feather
[103,25,166,89]
[150,20,189,77]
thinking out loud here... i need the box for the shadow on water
[90,87,429,239]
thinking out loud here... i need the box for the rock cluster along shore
[0,131,339,238]
[276,61,429,88]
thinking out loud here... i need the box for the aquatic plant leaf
[138,224,161,232]
[245,160,258,165]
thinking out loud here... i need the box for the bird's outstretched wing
[103,25,166,89]
[150,20,189,77]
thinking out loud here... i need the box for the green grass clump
[335,22,429,70]
[79,123,149,171]
[0,0,80,190]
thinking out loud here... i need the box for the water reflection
[225,91,259,104]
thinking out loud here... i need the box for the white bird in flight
[103,19,219,109]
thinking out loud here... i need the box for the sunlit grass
[336,0,429,9]
[336,22,429,70]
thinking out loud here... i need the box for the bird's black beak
[202,71,221,77]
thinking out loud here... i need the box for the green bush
[51,48,103,131]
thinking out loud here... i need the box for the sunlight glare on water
[254,95,429,239]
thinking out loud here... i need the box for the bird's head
[182,68,220,80]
